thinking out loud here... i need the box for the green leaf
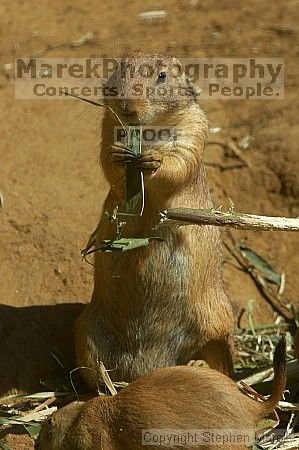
[256,417,277,431]
[245,299,256,336]
[0,410,21,419]
[96,237,162,252]
[125,126,143,214]
[0,418,11,425]
[24,422,42,438]
[238,245,281,285]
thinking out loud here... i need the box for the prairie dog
[36,338,286,450]
[75,51,235,388]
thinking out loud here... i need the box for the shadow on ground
[0,303,85,395]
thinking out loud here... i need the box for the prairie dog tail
[259,337,286,417]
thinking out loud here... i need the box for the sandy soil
[0,0,298,448]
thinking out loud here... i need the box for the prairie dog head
[35,401,84,450]
[36,398,116,450]
[105,51,196,125]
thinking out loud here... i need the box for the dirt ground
[0,0,298,448]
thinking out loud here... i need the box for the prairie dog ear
[47,416,53,426]
[171,56,182,67]
[171,57,185,80]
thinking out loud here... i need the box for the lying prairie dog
[75,50,235,388]
[36,338,286,450]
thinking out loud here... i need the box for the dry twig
[206,139,249,167]
[159,208,299,232]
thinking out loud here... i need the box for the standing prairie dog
[36,338,286,450]
[75,51,235,388]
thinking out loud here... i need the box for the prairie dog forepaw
[187,359,210,369]
[110,142,138,165]
[134,151,162,171]
[110,144,161,172]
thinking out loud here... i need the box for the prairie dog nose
[119,99,136,115]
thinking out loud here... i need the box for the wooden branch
[206,139,249,167]
[159,208,299,232]
[224,240,294,321]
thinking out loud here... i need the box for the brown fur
[36,338,286,450]
[75,51,235,388]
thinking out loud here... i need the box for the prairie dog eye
[156,71,166,84]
